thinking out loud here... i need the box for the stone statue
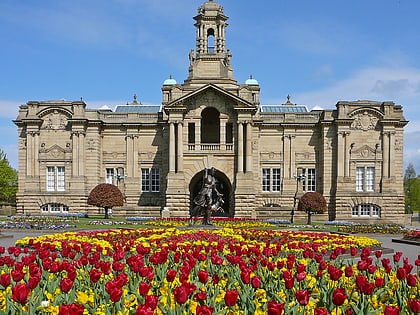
[189,167,223,225]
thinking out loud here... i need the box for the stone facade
[14,0,408,223]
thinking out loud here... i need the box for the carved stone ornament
[42,110,68,130]
[351,111,379,131]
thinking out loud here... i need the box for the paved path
[1,229,419,265]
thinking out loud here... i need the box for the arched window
[201,107,220,144]
[41,203,69,213]
[207,28,215,53]
[352,203,381,217]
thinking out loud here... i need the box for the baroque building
[14,0,408,223]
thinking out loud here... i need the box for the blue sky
[1,0,420,173]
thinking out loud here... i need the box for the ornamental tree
[298,191,327,225]
[87,183,124,219]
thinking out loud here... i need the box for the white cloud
[294,66,420,115]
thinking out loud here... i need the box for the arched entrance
[189,168,232,216]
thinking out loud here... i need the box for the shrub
[298,192,327,224]
[87,184,124,219]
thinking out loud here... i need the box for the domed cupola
[245,75,259,86]
[163,75,177,86]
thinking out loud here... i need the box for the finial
[132,94,139,105]
[250,75,253,79]
[284,94,294,105]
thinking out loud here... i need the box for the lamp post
[290,170,305,224]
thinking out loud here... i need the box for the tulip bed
[0,228,420,314]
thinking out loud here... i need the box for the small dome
[245,75,259,85]
[163,75,177,85]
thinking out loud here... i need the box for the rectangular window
[151,168,160,192]
[262,168,270,192]
[302,168,316,192]
[141,168,150,192]
[47,167,55,191]
[272,168,281,192]
[46,166,65,191]
[356,166,375,192]
[360,204,370,216]
[356,167,365,192]
[57,167,65,191]
[366,167,375,192]
[142,168,160,192]
[106,168,115,184]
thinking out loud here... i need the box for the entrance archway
[189,168,232,216]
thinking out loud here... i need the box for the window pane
[352,205,359,216]
[306,168,316,192]
[151,168,160,192]
[356,167,364,191]
[272,168,281,192]
[47,167,55,191]
[106,168,114,184]
[360,204,370,216]
[262,168,270,192]
[371,205,380,216]
[50,203,60,212]
[366,167,375,191]
[57,167,65,191]
[141,168,150,192]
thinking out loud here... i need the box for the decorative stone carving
[42,110,68,130]
[351,111,379,131]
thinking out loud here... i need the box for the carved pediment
[349,109,382,131]
[39,144,69,160]
[40,110,69,130]
[351,144,376,159]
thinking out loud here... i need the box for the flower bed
[0,216,78,230]
[338,224,410,235]
[403,230,420,243]
[0,228,419,314]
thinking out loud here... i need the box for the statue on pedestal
[189,167,224,226]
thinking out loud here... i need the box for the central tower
[184,0,237,89]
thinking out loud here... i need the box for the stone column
[79,132,85,176]
[72,132,79,177]
[245,122,252,173]
[169,122,176,173]
[283,135,290,179]
[337,131,345,178]
[133,135,139,177]
[220,118,226,149]
[389,131,395,177]
[237,122,244,173]
[126,135,134,177]
[382,131,390,178]
[34,132,40,176]
[177,122,184,172]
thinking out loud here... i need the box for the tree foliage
[404,164,420,213]
[87,183,124,218]
[298,192,327,214]
[0,149,17,205]
[404,163,417,182]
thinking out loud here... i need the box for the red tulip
[267,300,285,315]
[58,303,85,315]
[251,275,261,289]
[89,269,102,283]
[0,273,10,287]
[314,308,329,315]
[198,270,209,284]
[139,281,151,296]
[408,299,420,313]
[295,289,310,306]
[11,283,30,305]
[375,277,385,288]
[166,269,177,282]
[224,289,239,307]
[196,305,214,315]
[396,267,406,280]
[384,305,400,315]
[144,295,158,310]
[60,278,74,293]
[407,274,417,286]
[332,288,347,306]
[174,284,189,304]
[135,305,154,315]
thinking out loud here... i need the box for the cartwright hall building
[14,0,408,223]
